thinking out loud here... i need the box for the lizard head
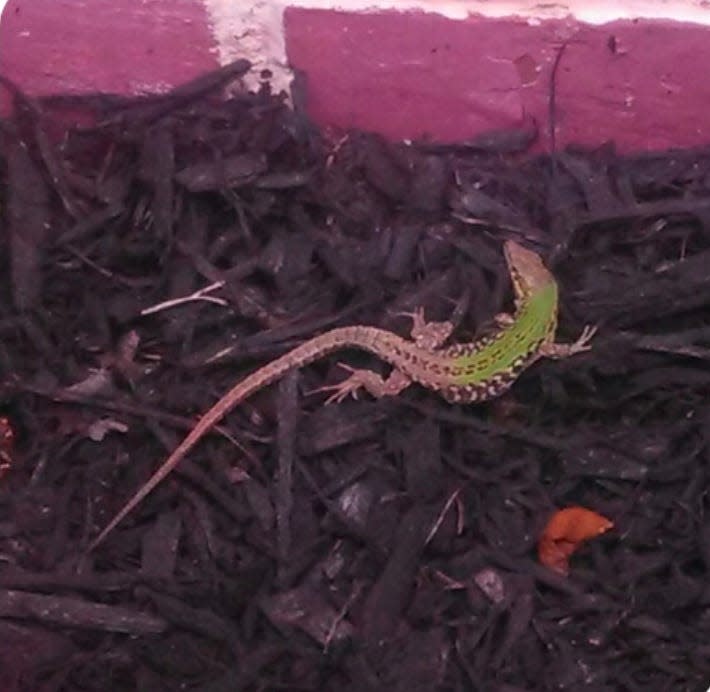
[503,240,553,298]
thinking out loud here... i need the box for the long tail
[86,326,404,552]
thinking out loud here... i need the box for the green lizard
[87,240,595,552]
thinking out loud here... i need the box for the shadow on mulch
[1,60,710,691]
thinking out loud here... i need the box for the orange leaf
[538,506,613,575]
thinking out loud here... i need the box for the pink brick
[2,1,709,152]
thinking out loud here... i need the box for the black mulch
[1,60,710,691]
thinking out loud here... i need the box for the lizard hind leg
[319,365,412,404]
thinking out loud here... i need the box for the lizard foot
[540,324,598,359]
[318,364,412,404]
[568,324,598,354]
[493,312,515,327]
[319,364,366,404]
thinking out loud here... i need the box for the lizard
[86,240,596,553]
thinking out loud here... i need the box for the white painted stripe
[202,0,291,93]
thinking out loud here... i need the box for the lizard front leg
[320,365,411,404]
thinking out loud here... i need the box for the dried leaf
[61,368,113,398]
[538,506,614,575]
[0,417,16,479]
[86,418,129,442]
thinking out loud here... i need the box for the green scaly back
[452,280,558,386]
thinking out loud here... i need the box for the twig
[14,382,259,464]
[548,40,568,179]
[141,281,227,316]
[426,488,462,545]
